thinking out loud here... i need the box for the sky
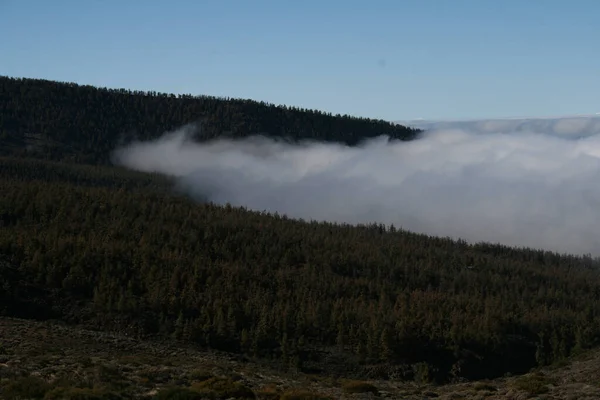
[1,0,599,121]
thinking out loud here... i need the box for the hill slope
[0,76,420,164]
[2,77,600,393]
[1,157,600,385]
[2,316,600,399]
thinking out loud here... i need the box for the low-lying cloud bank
[400,114,600,138]
[112,116,600,256]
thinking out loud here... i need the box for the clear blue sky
[1,0,599,121]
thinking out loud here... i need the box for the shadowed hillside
[3,306,600,398]
[2,77,600,396]
[1,157,600,385]
[0,76,420,164]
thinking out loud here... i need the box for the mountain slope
[0,76,420,164]
[2,316,600,399]
[2,77,600,393]
[1,157,600,384]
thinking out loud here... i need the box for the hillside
[2,77,600,398]
[3,316,600,399]
[0,76,420,164]
[2,157,600,387]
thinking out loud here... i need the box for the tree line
[0,76,420,164]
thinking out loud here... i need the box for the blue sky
[1,0,599,121]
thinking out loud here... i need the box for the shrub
[279,390,333,400]
[154,387,203,400]
[413,362,434,384]
[190,377,255,399]
[341,380,378,395]
[473,382,497,392]
[188,368,213,382]
[1,375,51,399]
[44,387,122,400]
[255,383,280,400]
[255,391,280,400]
[512,372,557,396]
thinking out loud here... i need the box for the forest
[1,77,600,384]
[0,76,420,164]
[2,157,600,383]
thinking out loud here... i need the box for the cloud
[401,115,600,139]
[113,117,600,256]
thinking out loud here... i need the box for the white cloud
[113,117,600,256]
[402,115,600,138]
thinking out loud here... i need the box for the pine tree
[380,328,393,361]
[240,328,250,354]
[173,311,185,340]
[535,331,548,366]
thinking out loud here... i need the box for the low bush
[279,390,332,400]
[44,386,122,400]
[341,380,378,395]
[1,375,51,399]
[190,377,255,399]
[154,387,203,400]
[512,372,557,396]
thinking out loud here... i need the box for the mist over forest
[114,115,600,256]
[2,77,600,390]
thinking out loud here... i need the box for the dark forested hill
[1,157,600,384]
[2,76,600,388]
[0,76,420,164]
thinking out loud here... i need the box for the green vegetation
[189,377,255,399]
[278,390,332,400]
[2,76,600,393]
[0,374,125,400]
[341,380,379,394]
[154,387,203,400]
[511,372,557,396]
[0,76,419,164]
[1,375,51,400]
[472,382,497,392]
[152,378,255,399]
[1,157,600,384]
[3,297,600,400]
[44,387,123,400]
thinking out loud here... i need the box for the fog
[399,114,600,139]
[112,116,600,256]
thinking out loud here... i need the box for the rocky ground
[1,317,600,399]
